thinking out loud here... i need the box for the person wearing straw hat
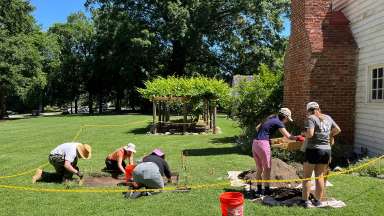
[252,108,299,195]
[104,143,136,178]
[301,102,341,208]
[32,142,92,183]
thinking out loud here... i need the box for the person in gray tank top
[301,102,341,208]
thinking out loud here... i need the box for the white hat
[279,108,293,122]
[124,143,136,153]
[306,102,320,111]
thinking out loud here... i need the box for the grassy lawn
[0,114,383,216]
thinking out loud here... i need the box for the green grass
[0,114,383,216]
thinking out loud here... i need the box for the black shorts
[304,149,331,164]
[105,158,126,174]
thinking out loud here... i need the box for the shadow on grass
[183,146,245,156]
[210,136,237,144]
[127,125,151,134]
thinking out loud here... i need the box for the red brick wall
[284,0,357,145]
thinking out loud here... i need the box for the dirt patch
[82,172,180,187]
[83,176,125,187]
[238,158,302,188]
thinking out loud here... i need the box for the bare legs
[302,162,328,201]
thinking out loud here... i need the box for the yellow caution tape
[0,120,149,179]
[0,162,49,179]
[0,155,382,193]
[0,120,383,193]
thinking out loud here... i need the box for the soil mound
[239,158,302,187]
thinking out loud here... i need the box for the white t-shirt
[50,142,80,163]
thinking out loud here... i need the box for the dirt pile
[238,158,302,188]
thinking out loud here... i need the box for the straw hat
[77,143,92,159]
[123,143,136,153]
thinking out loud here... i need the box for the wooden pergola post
[213,100,217,134]
[209,100,213,129]
[183,102,187,134]
[152,101,157,134]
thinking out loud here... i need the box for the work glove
[77,171,84,179]
[295,135,305,142]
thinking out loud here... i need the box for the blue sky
[30,0,88,30]
[30,0,291,36]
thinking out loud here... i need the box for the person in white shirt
[32,142,92,183]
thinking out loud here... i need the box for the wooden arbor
[151,96,218,134]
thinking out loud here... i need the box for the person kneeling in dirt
[301,102,341,208]
[104,143,136,178]
[32,142,92,183]
[253,108,299,195]
[125,149,172,199]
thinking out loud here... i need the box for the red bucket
[219,192,244,216]
[125,165,136,182]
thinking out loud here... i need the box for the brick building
[284,0,384,155]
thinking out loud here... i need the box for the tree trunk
[168,40,187,76]
[115,94,122,113]
[0,88,6,119]
[70,102,73,114]
[88,93,94,115]
[98,94,103,114]
[74,98,78,114]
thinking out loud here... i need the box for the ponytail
[308,108,324,122]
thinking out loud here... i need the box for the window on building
[371,67,384,101]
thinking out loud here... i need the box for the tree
[0,0,59,118]
[48,12,95,114]
[86,0,289,78]
[90,5,161,112]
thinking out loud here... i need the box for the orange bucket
[125,165,136,182]
[219,192,244,216]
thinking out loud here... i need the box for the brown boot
[32,168,43,184]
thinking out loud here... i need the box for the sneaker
[32,169,43,184]
[301,200,314,208]
[127,191,144,199]
[244,190,255,199]
[262,189,273,196]
[312,199,322,207]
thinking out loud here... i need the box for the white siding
[333,0,384,156]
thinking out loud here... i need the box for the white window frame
[368,65,384,103]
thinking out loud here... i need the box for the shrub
[352,157,384,178]
[231,64,283,153]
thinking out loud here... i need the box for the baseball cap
[306,102,320,111]
[279,108,293,122]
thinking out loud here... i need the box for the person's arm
[329,120,341,145]
[305,128,315,138]
[304,116,315,138]
[330,120,341,137]
[64,160,81,175]
[129,154,134,165]
[256,123,261,132]
[278,128,296,140]
[163,161,172,181]
[117,155,126,174]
